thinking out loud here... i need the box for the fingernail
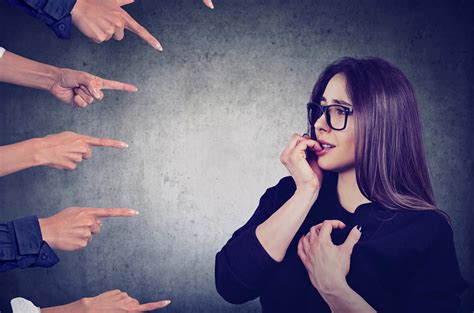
[132,86,138,92]
[93,89,100,98]
[209,3,214,9]
[130,210,139,215]
[165,300,171,305]
[120,142,129,148]
[356,225,362,232]
[156,43,163,51]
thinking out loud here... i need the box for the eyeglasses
[307,102,353,138]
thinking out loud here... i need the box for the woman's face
[314,73,356,173]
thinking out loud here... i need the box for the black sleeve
[401,214,469,312]
[0,216,59,272]
[6,0,77,39]
[215,178,290,304]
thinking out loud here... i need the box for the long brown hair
[310,57,450,223]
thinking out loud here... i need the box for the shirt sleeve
[215,179,288,304]
[0,216,59,272]
[400,214,469,312]
[11,298,41,313]
[6,0,77,39]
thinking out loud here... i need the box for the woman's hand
[81,290,171,312]
[297,220,361,294]
[35,131,128,170]
[71,0,162,50]
[50,68,138,107]
[41,290,171,313]
[280,134,324,192]
[39,207,139,251]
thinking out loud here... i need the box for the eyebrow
[320,96,352,106]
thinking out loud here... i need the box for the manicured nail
[357,225,362,232]
[93,89,100,98]
[132,86,138,92]
[165,300,171,305]
[132,210,139,215]
[209,3,214,9]
[120,142,129,148]
[156,43,163,51]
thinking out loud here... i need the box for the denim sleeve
[0,216,59,272]
[6,0,77,39]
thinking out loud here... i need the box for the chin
[317,157,354,173]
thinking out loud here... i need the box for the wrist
[320,280,351,310]
[38,217,57,249]
[30,137,49,166]
[295,184,319,202]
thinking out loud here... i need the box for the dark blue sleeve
[0,216,59,272]
[6,0,77,39]
[215,180,286,304]
[401,215,469,312]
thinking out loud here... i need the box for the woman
[215,57,468,312]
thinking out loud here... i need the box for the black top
[215,173,468,312]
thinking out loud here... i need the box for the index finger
[133,300,171,311]
[202,0,214,9]
[87,208,139,217]
[82,136,128,148]
[319,220,346,241]
[100,79,138,92]
[123,11,162,51]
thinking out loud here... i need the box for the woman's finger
[73,94,89,108]
[75,87,94,104]
[319,220,346,243]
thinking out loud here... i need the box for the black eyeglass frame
[306,102,354,139]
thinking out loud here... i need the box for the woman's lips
[315,145,335,156]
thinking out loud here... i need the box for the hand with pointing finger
[297,220,362,294]
[40,289,171,313]
[0,131,127,176]
[50,68,138,107]
[71,0,163,50]
[39,207,139,251]
[35,131,128,171]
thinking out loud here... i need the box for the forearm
[323,282,377,313]
[0,138,44,176]
[256,187,318,262]
[41,299,83,313]
[0,50,60,91]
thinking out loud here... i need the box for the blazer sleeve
[400,214,469,312]
[215,178,292,304]
[0,216,59,272]
[6,0,77,39]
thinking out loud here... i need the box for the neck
[337,167,371,213]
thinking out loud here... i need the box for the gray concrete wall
[0,0,472,312]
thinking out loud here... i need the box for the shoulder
[398,209,452,237]
[382,208,454,252]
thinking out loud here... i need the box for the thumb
[341,225,362,255]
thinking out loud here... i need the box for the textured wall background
[0,0,472,312]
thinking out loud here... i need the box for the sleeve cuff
[33,241,60,268]
[43,0,76,20]
[12,216,43,255]
[49,15,72,39]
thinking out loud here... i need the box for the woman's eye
[336,108,345,115]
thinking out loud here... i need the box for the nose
[314,113,330,136]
